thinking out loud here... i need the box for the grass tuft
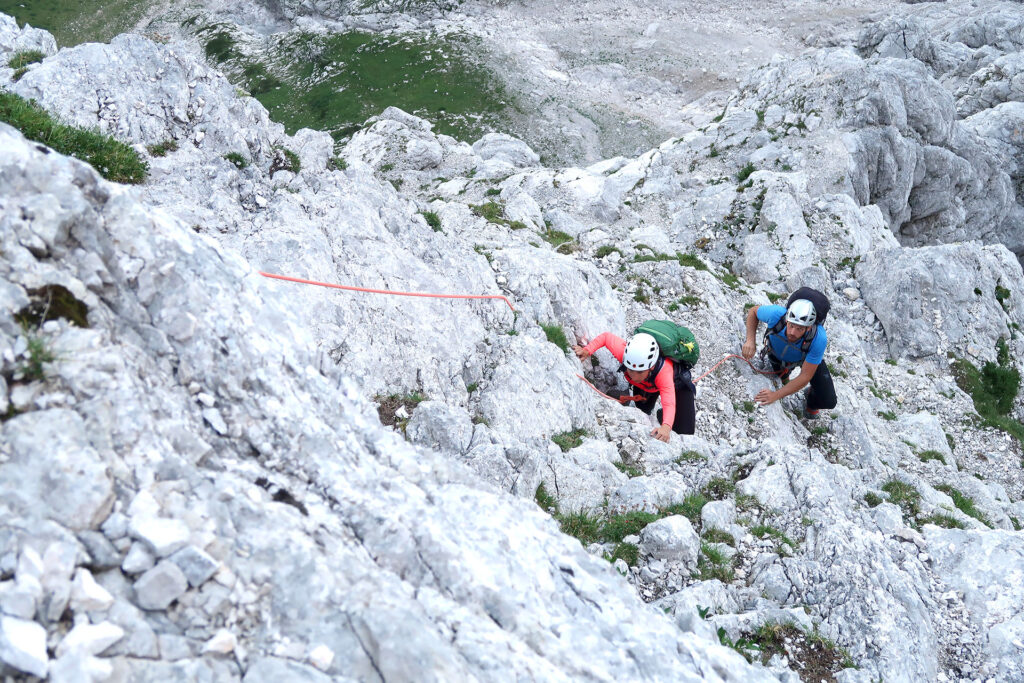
[420,210,442,232]
[934,484,991,527]
[881,480,921,517]
[146,139,178,157]
[552,428,587,452]
[0,92,148,183]
[541,323,569,353]
[224,151,249,169]
[952,350,1024,444]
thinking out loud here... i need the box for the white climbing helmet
[786,299,817,327]
[623,333,659,371]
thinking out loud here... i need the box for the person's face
[785,321,811,342]
[626,368,651,383]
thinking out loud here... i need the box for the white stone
[0,616,48,678]
[308,644,334,671]
[122,543,156,574]
[70,569,115,612]
[56,620,125,657]
[203,628,237,655]
[133,561,188,610]
[130,517,191,557]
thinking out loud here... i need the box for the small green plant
[220,152,247,169]
[662,493,708,527]
[146,139,178,157]
[552,429,587,452]
[542,229,574,249]
[720,272,741,290]
[676,450,706,464]
[633,287,649,304]
[708,143,719,157]
[601,511,659,542]
[558,510,602,544]
[995,285,1011,311]
[471,201,504,223]
[485,187,501,196]
[379,162,396,173]
[920,513,965,529]
[0,92,148,184]
[595,245,622,259]
[614,461,644,478]
[420,210,442,232]
[205,32,235,61]
[608,542,639,566]
[934,484,991,527]
[751,523,794,544]
[863,492,882,507]
[20,333,56,381]
[736,162,755,182]
[466,381,479,394]
[535,483,558,513]
[735,493,762,512]
[541,323,569,353]
[881,480,921,517]
[703,528,736,546]
[8,49,45,70]
[740,401,755,413]
[677,253,709,271]
[701,477,736,501]
[951,349,1024,444]
[878,410,897,421]
[508,220,528,230]
[270,146,300,174]
[885,358,897,366]
[328,156,348,171]
[918,450,946,465]
[698,544,735,582]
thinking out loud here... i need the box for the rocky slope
[2,0,1024,681]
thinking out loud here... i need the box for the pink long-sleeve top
[583,332,677,428]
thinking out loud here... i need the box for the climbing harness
[259,271,515,311]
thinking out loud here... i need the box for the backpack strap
[764,318,817,359]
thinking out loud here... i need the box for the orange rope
[259,271,516,311]
[579,354,784,401]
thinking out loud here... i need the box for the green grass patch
[697,543,735,582]
[934,484,991,527]
[920,513,966,529]
[223,152,248,169]
[15,284,89,329]
[542,229,574,248]
[0,92,147,184]
[558,510,602,544]
[608,542,639,566]
[864,492,882,507]
[535,483,558,513]
[0,0,148,46]
[736,162,755,182]
[918,450,946,465]
[541,323,569,353]
[328,156,347,171]
[703,528,735,546]
[677,253,709,271]
[471,201,505,223]
[595,245,622,259]
[878,410,897,421]
[8,49,45,69]
[552,428,587,452]
[743,621,855,675]
[881,480,921,517]
[675,450,706,464]
[614,461,644,478]
[270,146,300,174]
[420,210,442,232]
[952,351,1024,444]
[601,511,659,543]
[146,139,178,157]
[213,29,512,145]
[701,477,736,501]
[751,524,794,548]
[662,493,709,527]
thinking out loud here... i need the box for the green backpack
[635,320,700,367]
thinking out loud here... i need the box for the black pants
[768,355,838,411]
[611,366,696,435]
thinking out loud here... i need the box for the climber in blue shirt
[741,298,837,419]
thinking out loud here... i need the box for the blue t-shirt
[757,305,827,365]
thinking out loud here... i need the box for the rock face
[2,1,1024,681]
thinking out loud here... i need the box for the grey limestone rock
[133,561,189,611]
[168,546,219,588]
[639,516,700,566]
